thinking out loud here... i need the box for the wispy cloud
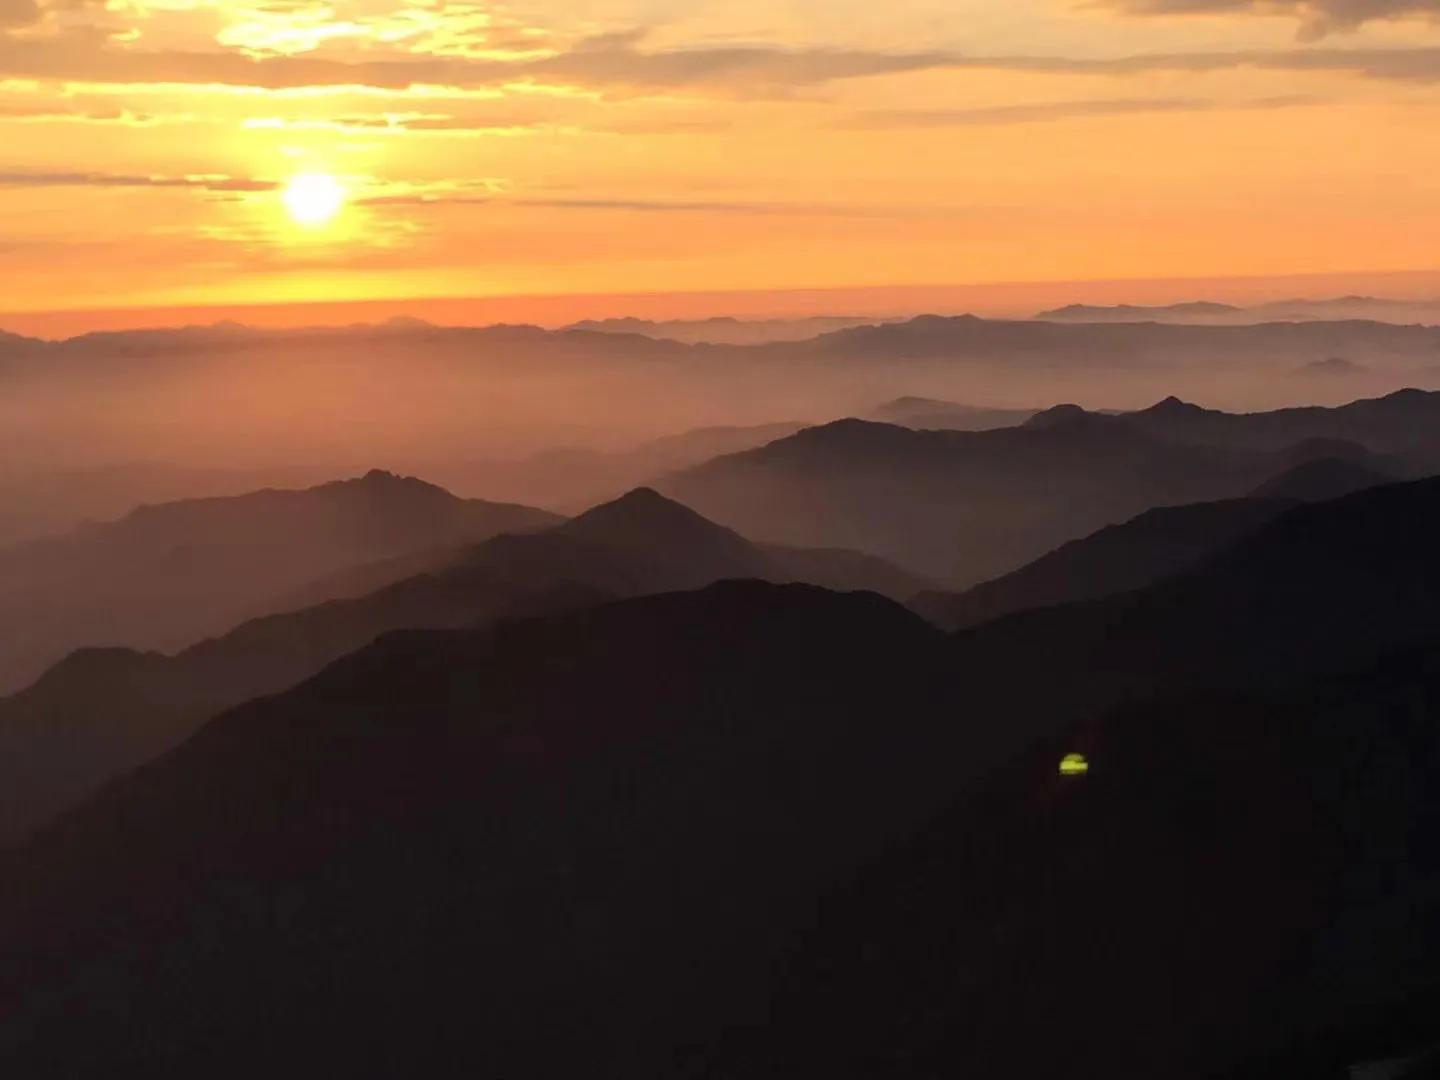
[518,198,825,215]
[1098,0,1440,41]
[852,94,1321,128]
[354,193,811,214]
[3,27,1440,99]
[0,170,275,191]
[0,105,172,125]
[242,112,570,136]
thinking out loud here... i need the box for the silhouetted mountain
[660,413,1319,584]
[11,316,1440,497]
[1251,455,1397,502]
[1036,296,1440,326]
[944,476,1440,723]
[725,643,1440,1080]
[0,462,344,548]
[8,476,1440,1078]
[1036,300,1244,322]
[0,471,560,695]
[1020,401,1093,428]
[551,486,778,582]
[1256,295,1440,324]
[0,490,926,844]
[868,396,1037,430]
[809,314,1440,373]
[0,582,968,1080]
[563,315,894,344]
[0,327,44,355]
[914,440,1407,630]
[1118,388,1440,463]
[912,495,1296,630]
[751,476,1440,1077]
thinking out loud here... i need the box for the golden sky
[2,0,1439,324]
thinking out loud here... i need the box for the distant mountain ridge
[661,389,1440,584]
[913,444,1404,630]
[7,308,1440,365]
[1036,295,1440,325]
[423,421,808,512]
[1037,300,1244,322]
[0,470,560,695]
[911,495,1298,630]
[561,314,897,344]
[807,314,1440,367]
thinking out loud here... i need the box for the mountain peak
[326,470,457,504]
[1022,403,1091,429]
[560,488,745,548]
[1140,395,1208,416]
[552,488,776,583]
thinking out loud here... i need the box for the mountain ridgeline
[4,464,1440,1076]
[0,470,560,696]
[3,374,1440,1079]
[0,487,926,845]
[660,389,1440,585]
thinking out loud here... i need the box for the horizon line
[6,265,1440,339]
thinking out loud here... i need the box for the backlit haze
[3,0,1440,330]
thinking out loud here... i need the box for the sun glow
[282,172,346,227]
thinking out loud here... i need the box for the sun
[282,172,346,227]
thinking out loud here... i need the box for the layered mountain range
[4,472,1440,1077]
[3,377,1440,1079]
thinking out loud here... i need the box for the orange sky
[2,0,1439,326]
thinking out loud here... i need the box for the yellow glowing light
[282,172,346,226]
[1059,753,1089,777]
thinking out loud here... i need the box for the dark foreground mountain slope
[7,480,1440,1077]
[661,413,1301,583]
[0,583,968,1080]
[719,643,1440,1080]
[939,476,1440,739]
[912,494,1297,630]
[0,490,926,845]
[0,470,559,695]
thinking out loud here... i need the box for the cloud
[0,105,170,124]
[0,31,960,96]
[851,95,1319,127]
[0,170,276,191]
[519,198,815,214]
[1099,0,1440,40]
[950,45,1440,83]
[242,112,570,136]
[4,22,1440,97]
[353,191,866,215]
[0,0,38,29]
